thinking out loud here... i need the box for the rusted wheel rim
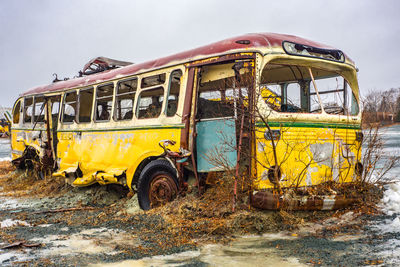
[149,174,178,208]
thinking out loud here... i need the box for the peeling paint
[310,143,333,167]
[255,126,361,189]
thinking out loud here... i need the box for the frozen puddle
[91,234,305,267]
[0,228,141,265]
[31,228,140,257]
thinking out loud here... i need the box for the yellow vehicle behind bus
[11,33,362,210]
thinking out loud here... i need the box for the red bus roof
[22,33,342,96]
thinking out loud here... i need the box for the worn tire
[137,159,178,210]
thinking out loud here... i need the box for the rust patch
[180,67,195,149]
[186,53,255,67]
[251,191,358,211]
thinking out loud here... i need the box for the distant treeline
[362,87,400,124]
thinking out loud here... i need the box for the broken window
[23,97,33,124]
[13,100,21,124]
[33,96,45,123]
[78,87,94,123]
[62,91,77,123]
[198,90,234,119]
[115,78,137,121]
[260,64,358,115]
[136,87,164,119]
[51,95,61,119]
[261,85,282,112]
[95,83,113,122]
[166,70,182,117]
[284,83,303,112]
[310,76,345,114]
[197,64,236,119]
[141,73,166,89]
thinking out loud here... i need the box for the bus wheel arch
[137,158,179,210]
[130,156,159,188]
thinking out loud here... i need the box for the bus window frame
[61,90,78,124]
[136,85,165,120]
[94,82,114,123]
[77,86,95,124]
[165,69,183,117]
[33,95,46,125]
[114,77,137,121]
[12,98,22,125]
[42,94,62,131]
[49,94,62,122]
[136,72,167,120]
[141,73,166,89]
[260,62,360,117]
[23,96,34,125]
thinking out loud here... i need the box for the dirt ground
[0,161,389,266]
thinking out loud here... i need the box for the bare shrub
[360,124,400,185]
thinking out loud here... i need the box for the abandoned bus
[11,33,362,210]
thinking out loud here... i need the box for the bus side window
[34,96,45,123]
[51,95,61,121]
[95,84,113,122]
[137,87,164,119]
[23,97,33,124]
[115,78,137,121]
[166,70,182,117]
[62,91,77,123]
[141,73,166,88]
[78,87,94,123]
[13,100,21,124]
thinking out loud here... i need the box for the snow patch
[0,252,25,264]
[0,197,29,210]
[0,219,31,228]
[382,182,400,216]
[0,157,10,162]
[32,228,140,257]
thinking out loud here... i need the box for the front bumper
[251,190,359,211]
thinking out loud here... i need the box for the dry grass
[0,161,15,175]
[145,173,385,245]
[145,174,311,245]
[0,161,67,198]
[149,175,235,243]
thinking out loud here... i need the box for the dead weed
[0,161,67,198]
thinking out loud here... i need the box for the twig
[32,206,95,214]
[1,241,41,249]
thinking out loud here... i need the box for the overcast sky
[1,0,399,107]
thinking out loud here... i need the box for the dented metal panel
[254,124,361,190]
[56,127,182,188]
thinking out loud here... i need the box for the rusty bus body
[10,33,362,210]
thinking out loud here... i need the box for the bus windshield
[260,64,359,116]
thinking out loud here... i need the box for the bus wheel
[137,159,178,210]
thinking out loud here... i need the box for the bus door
[194,61,254,173]
[35,95,60,170]
[47,95,61,161]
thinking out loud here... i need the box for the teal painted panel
[196,118,237,172]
